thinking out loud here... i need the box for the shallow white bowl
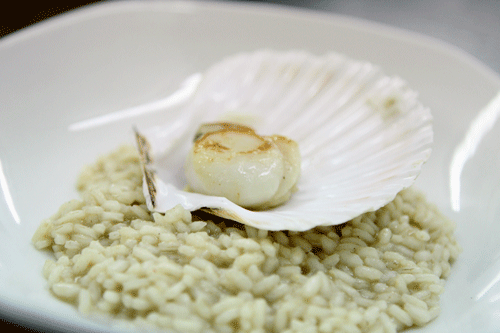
[1,1,500,332]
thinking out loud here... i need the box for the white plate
[1,1,499,332]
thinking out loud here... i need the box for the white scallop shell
[135,50,433,231]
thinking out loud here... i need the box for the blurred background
[1,0,500,332]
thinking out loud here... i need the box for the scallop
[134,50,433,231]
[184,122,301,210]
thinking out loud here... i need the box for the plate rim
[1,0,499,85]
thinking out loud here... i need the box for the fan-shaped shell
[135,50,433,231]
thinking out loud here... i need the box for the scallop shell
[135,50,433,231]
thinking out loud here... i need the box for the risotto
[32,145,460,333]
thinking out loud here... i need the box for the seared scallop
[184,122,300,209]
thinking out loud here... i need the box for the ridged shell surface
[135,50,433,231]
